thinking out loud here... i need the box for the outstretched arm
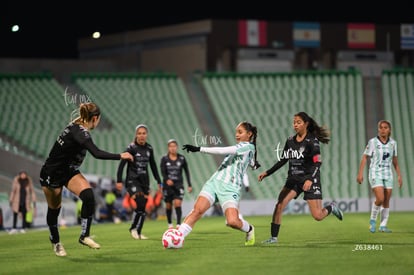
[84,139,121,160]
[182,144,237,155]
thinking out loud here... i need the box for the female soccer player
[258,112,343,245]
[117,124,162,240]
[40,102,133,256]
[179,121,260,246]
[160,139,193,229]
[356,120,403,233]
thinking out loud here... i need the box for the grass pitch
[1,212,413,275]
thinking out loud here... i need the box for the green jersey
[364,136,397,180]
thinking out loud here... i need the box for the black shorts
[163,185,184,202]
[285,176,323,200]
[126,179,149,196]
[40,166,80,188]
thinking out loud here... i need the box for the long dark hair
[294,112,330,144]
[239,121,261,169]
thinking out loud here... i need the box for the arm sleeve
[305,138,322,182]
[266,158,289,176]
[83,139,121,160]
[182,158,192,187]
[200,145,237,155]
[117,159,127,183]
[265,140,289,176]
[160,157,168,183]
[363,139,374,156]
[149,149,162,183]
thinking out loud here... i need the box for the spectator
[9,171,37,234]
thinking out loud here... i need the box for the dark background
[2,1,412,58]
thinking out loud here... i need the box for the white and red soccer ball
[162,228,184,249]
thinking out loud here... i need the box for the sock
[166,208,172,224]
[271,223,280,238]
[380,207,390,227]
[178,223,192,237]
[136,212,146,234]
[175,207,182,225]
[370,202,381,221]
[325,205,332,215]
[47,207,61,243]
[240,219,250,233]
[80,217,92,239]
[79,189,95,238]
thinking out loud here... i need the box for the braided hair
[239,121,261,169]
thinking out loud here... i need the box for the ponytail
[72,103,101,124]
[240,121,261,170]
[294,112,330,144]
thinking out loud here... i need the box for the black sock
[47,207,61,243]
[326,205,333,215]
[175,207,182,224]
[271,223,280,238]
[166,209,172,224]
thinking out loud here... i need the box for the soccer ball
[162,228,184,249]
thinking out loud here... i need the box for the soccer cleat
[53,243,67,257]
[245,225,255,246]
[79,236,101,249]
[20,229,26,234]
[261,237,278,245]
[130,229,140,240]
[369,219,376,233]
[139,234,149,240]
[379,226,392,233]
[8,229,18,235]
[330,202,343,221]
[168,224,174,229]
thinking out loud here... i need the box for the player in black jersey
[117,124,162,240]
[39,103,133,256]
[160,139,192,229]
[258,112,343,245]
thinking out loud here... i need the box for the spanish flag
[347,23,375,49]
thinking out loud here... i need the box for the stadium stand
[73,73,218,198]
[382,69,414,198]
[202,70,368,200]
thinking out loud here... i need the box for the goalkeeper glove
[182,144,200,153]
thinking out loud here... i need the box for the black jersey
[266,132,322,182]
[42,123,120,173]
[117,142,161,186]
[160,153,192,187]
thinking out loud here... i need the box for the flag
[347,23,375,49]
[238,20,267,47]
[401,24,414,49]
[293,22,320,48]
